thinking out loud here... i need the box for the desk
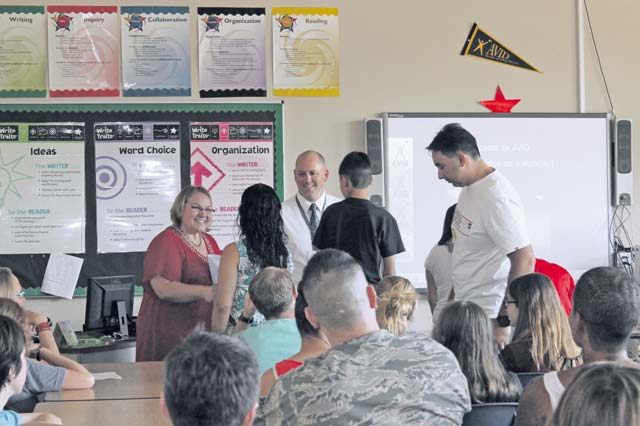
[44,362,164,402]
[35,399,171,426]
[59,335,136,364]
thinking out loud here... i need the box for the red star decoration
[479,86,521,112]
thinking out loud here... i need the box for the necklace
[177,227,203,248]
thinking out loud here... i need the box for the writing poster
[189,122,274,247]
[121,6,191,97]
[272,7,339,96]
[0,6,47,97]
[94,122,181,253]
[0,123,85,254]
[47,6,120,97]
[198,7,266,98]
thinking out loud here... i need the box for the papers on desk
[93,372,122,381]
[41,253,83,299]
[208,254,221,284]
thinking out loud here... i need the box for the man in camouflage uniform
[257,249,471,426]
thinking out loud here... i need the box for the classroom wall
[13,0,640,330]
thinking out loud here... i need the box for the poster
[198,7,266,98]
[47,6,120,97]
[190,121,274,247]
[0,123,85,254]
[272,7,339,96]
[0,6,47,97]
[121,6,191,97]
[94,122,181,253]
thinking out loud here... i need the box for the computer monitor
[84,275,135,336]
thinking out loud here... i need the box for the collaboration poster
[0,6,47,97]
[121,6,191,97]
[198,7,266,97]
[94,122,181,253]
[189,122,274,247]
[0,123,85,254]
[47,6,120,97]
[272,7,339,96]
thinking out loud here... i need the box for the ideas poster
[0,123,85,254]
[198,7,266,98]
[121,6,191,97]
[94,122,181,253]
[189,121,274,247]
[0,6,47,97]
[47,6,120,97]
[272,7,339,96]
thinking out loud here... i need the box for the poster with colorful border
[272,7,339,96]
[94,122,181,253]
[189,121,274,247]
[0,6,46,97]
[47,6,120,97]
[198,7,266,98]
[0,122,86,254]
[121,6,191,97]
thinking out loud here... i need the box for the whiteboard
[384,113,612,288]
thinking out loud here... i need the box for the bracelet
[29,348,41,361]
[238,314,252,324]
[36,322,51,333]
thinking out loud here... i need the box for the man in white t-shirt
[282,150,341,283]
[427,123,535,344]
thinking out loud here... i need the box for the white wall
[5,0,639,330]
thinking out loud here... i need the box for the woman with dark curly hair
[212,184,292,333]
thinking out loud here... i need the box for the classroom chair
[461,402,518,426]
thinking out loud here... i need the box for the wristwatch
[238,314,252,324]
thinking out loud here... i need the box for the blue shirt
[239,318,301,374]
[0,410,21,426]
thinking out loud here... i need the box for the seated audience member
[515,266,640,426]
[551,363,640,426]
[534,258,575,316]
[375,276,417,336]
[424,204,456,321]
[237,268,302,374]
[163,331,260,426]
[313,152,405,287]
[500,273,581,373]
[0,315,62,425]
[433,301,521,403]
[257,249,470,425]
[0,299,94,412]
[260,283,330,397]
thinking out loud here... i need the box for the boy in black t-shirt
[313,152,405,285]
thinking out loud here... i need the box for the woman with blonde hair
[552,363,640,426]
[501,273,581,373]
[375,276,417,336]
[434,301,521,403]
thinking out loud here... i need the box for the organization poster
[189,121,274,247]
[121,6,191,97]
[0,123,85,254]
[0,6,47,97]
[94,122,181,253]
[198,7,266,97]
[47,6,120,97]
[272,7,339,96]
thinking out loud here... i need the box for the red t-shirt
[274,359,303,378]
[136,227,221,361]
[534,258,575,316]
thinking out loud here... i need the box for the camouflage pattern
[257,330,471,425]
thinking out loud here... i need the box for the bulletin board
[0,103,284,296]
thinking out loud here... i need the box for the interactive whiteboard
[384,113,612,288]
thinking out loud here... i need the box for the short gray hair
[249,267,294,319]
[300,249,369,331]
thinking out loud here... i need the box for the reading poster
[121,6,191,97]
[0,123,86,254]
[48,6,120,97]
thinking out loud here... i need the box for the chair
[462,402,518,426]
[517,372,544,389]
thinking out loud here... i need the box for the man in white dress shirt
[282,151,341,283]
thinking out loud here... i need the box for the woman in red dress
[136,186,221,362]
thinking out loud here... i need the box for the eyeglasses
[187,204,215,215]
[16,290,25,299]
[502,299,518,308]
